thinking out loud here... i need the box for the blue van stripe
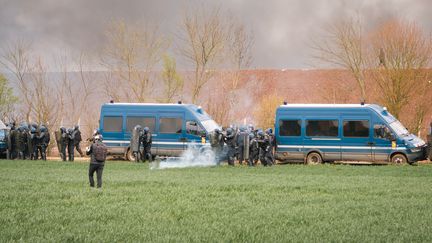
[104,140,211,146]
[278,145,406,150]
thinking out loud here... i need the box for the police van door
[185,120,206,146]
[340,119,373,161]
[157,113,185,156]
[372,123,393,162]
[303,118,341,161]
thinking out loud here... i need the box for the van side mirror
[389,133,396,141]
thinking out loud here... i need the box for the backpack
[93,142,108,162]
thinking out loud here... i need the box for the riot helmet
[226,127,233,135]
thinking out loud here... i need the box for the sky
[0,0,431,70]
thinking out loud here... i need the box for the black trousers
[89,163,104,188]
[141,145,152,162]
[75,143,84,157]
[60,143,67,161]
[227,146,236,166]
[67,142,74,161]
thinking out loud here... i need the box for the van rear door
[157,113,185,156]
[340,119,373,161]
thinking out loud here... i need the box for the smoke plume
[150,143,217,169]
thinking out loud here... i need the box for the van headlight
[410,147,422,153]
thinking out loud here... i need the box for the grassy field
[1,160,432,242]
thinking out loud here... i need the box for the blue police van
[275,104,427,164]
[99,103,220,161]
[0,120,8,157]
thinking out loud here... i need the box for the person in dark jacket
[236,127,248,165]
[72,125,84,157]
[265,128,276,165]
[140,127,152,162]
[257,130,272,166]
[224,128,237,166]
[60,127,68,161]
[67,128,75,161]
[248,133,259,166]
[86,134,107,188]
[210,128,224,164]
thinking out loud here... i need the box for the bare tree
[224,20,254,119]
[0,41,33,121]
[179,6,227,103]
[313,17,367,101]
[161,54,183,103]
[101,19,167,102]
[57,52,95,126]
[369,20,432,120]
[30,58,59,127]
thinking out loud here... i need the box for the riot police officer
[36,125,49,161]
[67,128,75,161]
[224,127,237,166]
[57,127,68,161]
[15,125,25,160]
[210,128,224,164]
[248,133,259,166]
[140,127,152,162]
[265,128,276,165]
[257,130,272,166]
[72,125,84,157]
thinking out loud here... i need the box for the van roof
[104,102,195,106]
[101,102,212,121]
[277,103,396,123]
[279,104,374,108]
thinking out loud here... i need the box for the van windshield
[201,119,220,132]
[0,130,5,140]
[389,120,410,137]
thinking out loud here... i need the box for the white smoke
[150,143,217,170]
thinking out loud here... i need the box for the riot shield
[244,133,250,161]
[130,125,141,153]
[55,130,62,157]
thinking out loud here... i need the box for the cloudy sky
[0,0,431,70]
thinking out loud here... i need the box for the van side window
[306,120,338,137]
[343,120,369,137]
[186,121,204,136]
[126,117,156,132]
[279,120,301,136]
[160,118,182,134]
[374,124,390,139]
[103,116,123,132]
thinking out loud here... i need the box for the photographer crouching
[86,134,108,188]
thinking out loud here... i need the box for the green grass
[1,160,432,242]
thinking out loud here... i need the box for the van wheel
[126,149,136,162]
[391,154,407,164]
[306,152,322,165]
